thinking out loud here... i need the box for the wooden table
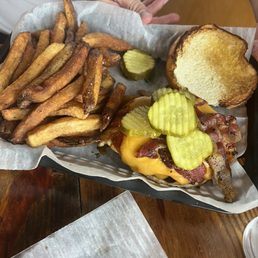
[0,0,258,257]
[0,168,258,258]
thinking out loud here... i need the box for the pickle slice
[166,129,213,170]
[152,87,196,103]
[148,92,197,136]
[122,105,161,137]
[121,49,155,80]
[152,87,174,102]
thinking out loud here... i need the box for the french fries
[11,76,84,144]
[51,12,67,43]
[0,43,65,111]
[27,115,101,147]
[0,32,31,91]
[82,49,103,113]
[11,39,35,82]
[18,42,75,108]
[101,83,126,131]
[63,0,77,32]
[75,21,89,42]
[51,101,88,120]
[32,29,50,60]
[83,32,132,51]
[101,48,121,67]
[0,0,137,148]
[21,43,88,104]
[2,107,30,121]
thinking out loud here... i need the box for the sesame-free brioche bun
[166,24,257,108]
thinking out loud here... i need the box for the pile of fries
[0,0,132,147]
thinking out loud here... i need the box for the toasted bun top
[166,24,257,108]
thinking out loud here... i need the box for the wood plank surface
[0,168,81,257]
[158,0,256,27]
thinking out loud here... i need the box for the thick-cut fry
[51,12,67,43]
[75,73,114,104]
[101,83,126,131]
[51,101,89,119]
[32,30,50,60]
[100,48,121,67]
[2,107,30,121]
[18,43,75,108]
[63,0,77,32]
[75,21,89,42]
[100,71,115,90]
[23,43,88,104]
[75,92,109,113]
[0,43,65,111]
[0,32,31,91]
[11,40,35,82]
[82,49,103,113]
[27,115,101,147]
[11,76,83,144]
[83,32,133,51]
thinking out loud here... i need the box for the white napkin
[12,191,167,258]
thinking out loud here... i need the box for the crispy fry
[75,73,114,104]
[2,101,87,121]
[100,48,121,67]
[32,30,50,60]
[82,49,103,113]
[11,40,35,82]
[83,32,132,51]
[18,43,75,108]
[11,76,83,144]
[22,43,88,104]
[101,83,126,131]
[2,107,30,121]
[100,71,115,90]
[0,32,31,91]
[51,12,67,43]
[63,0,77,32]
[51,101,89,119]
[0,43,65,111]
[75,92,108,111]
[27,115,101,147]
[75,21,89,42]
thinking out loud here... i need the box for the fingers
[140,11,153,24]
[150,13,180,24]
[142,0,155,5]
[114,0,146,13]
[146,0,168,15]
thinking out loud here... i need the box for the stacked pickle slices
[121,88,213,171]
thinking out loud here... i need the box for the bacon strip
[136,138,206,184]
[197,111,241,202]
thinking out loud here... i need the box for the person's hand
[101,0,180,24]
